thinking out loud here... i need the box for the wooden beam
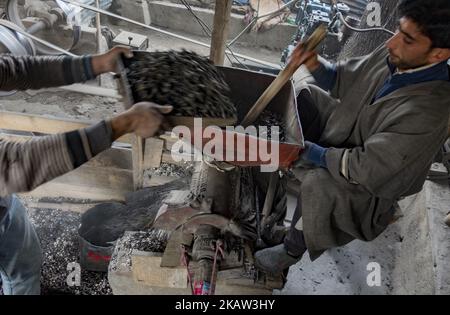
[59,84,120,99]
[209,0,233,66]
[143,137,164,169]
[22,165,133,202]
[131,251,188,289]
[0,110,132,144]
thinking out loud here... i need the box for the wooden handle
[241,25,328,127]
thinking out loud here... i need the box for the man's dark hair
[398,0,450,48]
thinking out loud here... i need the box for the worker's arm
[0,102,172,197]
[0,46,132,91]
[301,44,387,97]
[309,57,337,92]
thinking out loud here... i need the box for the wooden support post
[209,0,233,66]
[132,136,145,191]
[95,0,102,86]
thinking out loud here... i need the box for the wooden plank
[240,25,327,126]
[143,137,164,169]
[131,251,188,289]
[58,84,120,98]
[132,136,145,190]
[0,110,132,143]
[23,165,133,202]
[210,0,233,66]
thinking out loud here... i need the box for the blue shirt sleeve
[310,61,337,92]
[304,142,328,169]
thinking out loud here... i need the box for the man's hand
[91,46,134,75]
[288,43,321,72]
[111,102,173,140]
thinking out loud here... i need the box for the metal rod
[59,0,280,69]
[26,20,47,35]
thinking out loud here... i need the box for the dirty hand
[110,102,173,139]
[288,43,321,72]
[91,46,134,75]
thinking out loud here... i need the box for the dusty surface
[277,179,449,295]
[26,205,113,295]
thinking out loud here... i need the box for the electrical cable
[337,11,395,36]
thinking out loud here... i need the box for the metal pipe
[26,20,47,35]
[59,0,280,69]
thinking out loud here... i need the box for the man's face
[385,17,435,70]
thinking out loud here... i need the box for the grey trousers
[283,86,332,257]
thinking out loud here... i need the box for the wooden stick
[210,0,233,66]
[241,25,328,127]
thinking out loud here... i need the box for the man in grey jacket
[0,47,172,295]
[255,0,450,276]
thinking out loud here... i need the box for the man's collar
[385,57,448,75]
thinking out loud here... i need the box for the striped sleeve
[0,54,96,91]
[0,120,113,197]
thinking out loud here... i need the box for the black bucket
[77,182,188,272]
[78,202,125,272]
[78,235,113,272]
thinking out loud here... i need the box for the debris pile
[255,110,286,141]
[109,230,170,274]
[27,207,112,295]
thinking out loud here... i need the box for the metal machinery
[0,0,112,55]
[281,0,350,64]
[143,67,304,295]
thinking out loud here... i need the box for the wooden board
[131,251,188,289]
[143,137,164,169]
[0,110,133,144]
[23,165,133,202]
[210,0,233,66]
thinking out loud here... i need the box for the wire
[60,0,280,69]
[337,12,395,36]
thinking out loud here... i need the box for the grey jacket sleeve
[310,57,338,91]
[0,54,95,91]
[0,120,113,197]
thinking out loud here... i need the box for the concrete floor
[278,179,450,295]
